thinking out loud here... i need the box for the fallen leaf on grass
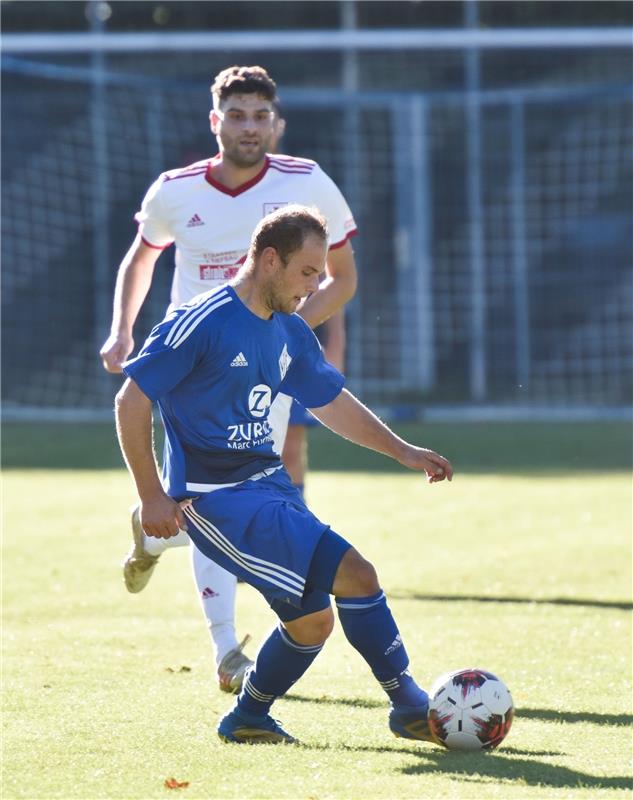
[164,777,190,789]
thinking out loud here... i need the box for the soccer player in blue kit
[115,205,453,744]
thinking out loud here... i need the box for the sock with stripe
[336,590,428,708]
[237,624,323,717]
[143,528,189,556]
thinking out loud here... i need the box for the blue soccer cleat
[389,702,437,743]
[218,707,297,744]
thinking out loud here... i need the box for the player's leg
[331,546,433,742]
[123,506,189,593]
[282,400,320,501]
[218,595,333,744]
[281,423,307,498]
[219,529,431,744]
[190,544,253,693]
[185,476,430,743]
[184,479,335,743]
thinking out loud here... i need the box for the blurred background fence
[2,1,632,420]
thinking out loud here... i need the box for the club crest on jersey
[279,344,292,380]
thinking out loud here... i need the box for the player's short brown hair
[249,204,328,265]
[211,65,277,106]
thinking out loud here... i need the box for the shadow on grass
[519,708,633,726]
[286,693,383,710]
[286,694,633,728]
[296,741,632,790]
[394,749,633,791]
[389,591,633,611]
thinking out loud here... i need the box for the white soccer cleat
[217,635,254,694]
[122,506,161,593]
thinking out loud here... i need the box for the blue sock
[336,590,428,709]
[237,624,323,717]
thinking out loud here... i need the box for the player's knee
[354,557,379,596]
[333,548,380,597]
[284,606,334,646]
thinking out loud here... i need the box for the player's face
[265,235,328,315]
[211,94,276,168]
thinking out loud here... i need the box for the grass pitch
[2,422,632,799]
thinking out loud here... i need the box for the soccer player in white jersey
[116,204,453,745]
[99,66,358,693]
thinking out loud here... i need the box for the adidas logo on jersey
[230,352,248,367]
[186,213,204,227]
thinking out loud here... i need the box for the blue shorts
[289,398,320,427]
[183,468,351,621]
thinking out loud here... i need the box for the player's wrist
[137,481,169,505]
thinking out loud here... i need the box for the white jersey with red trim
[135,154,358,306]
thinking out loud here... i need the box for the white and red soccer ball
[428,668,514,751]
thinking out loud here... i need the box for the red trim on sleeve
[205,156,270,197]
[140,235,173,251]
[329,228,358,251]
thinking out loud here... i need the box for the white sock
[143,528,189,556]
[191,543,239,667]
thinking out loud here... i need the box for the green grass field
[2,421,632,799]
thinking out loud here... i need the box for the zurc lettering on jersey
[226,420,273,449]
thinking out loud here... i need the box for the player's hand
[99,333,134,373]
[139,494,189,539]
[399,446,453,484]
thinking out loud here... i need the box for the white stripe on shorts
[183,505,305,599]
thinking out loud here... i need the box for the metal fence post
[88,1,112,398]
[340,0,363,394]
[394,96,435,394]
[465,0,487,401]
[510,99,531,390]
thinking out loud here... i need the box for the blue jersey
[123,285,344,498]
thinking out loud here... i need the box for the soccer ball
[428,668,514,751]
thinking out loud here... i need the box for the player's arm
[297,240,357,329]
[115,377,187,538]
[99,234,163,373]
[321,309,345,371]
[310,389,453,484]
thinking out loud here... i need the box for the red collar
[205,155,270,197]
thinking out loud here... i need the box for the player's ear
[260,246,279,274]
[210,109,220,135]
[274,117,286,139]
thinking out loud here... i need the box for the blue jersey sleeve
[280,323,345,408]
[122,310,209,401]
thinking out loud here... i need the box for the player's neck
[231,275,273,321]
[209,155,266,190]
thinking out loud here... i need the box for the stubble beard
[222,135,271,169]
[263,281,296,315]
